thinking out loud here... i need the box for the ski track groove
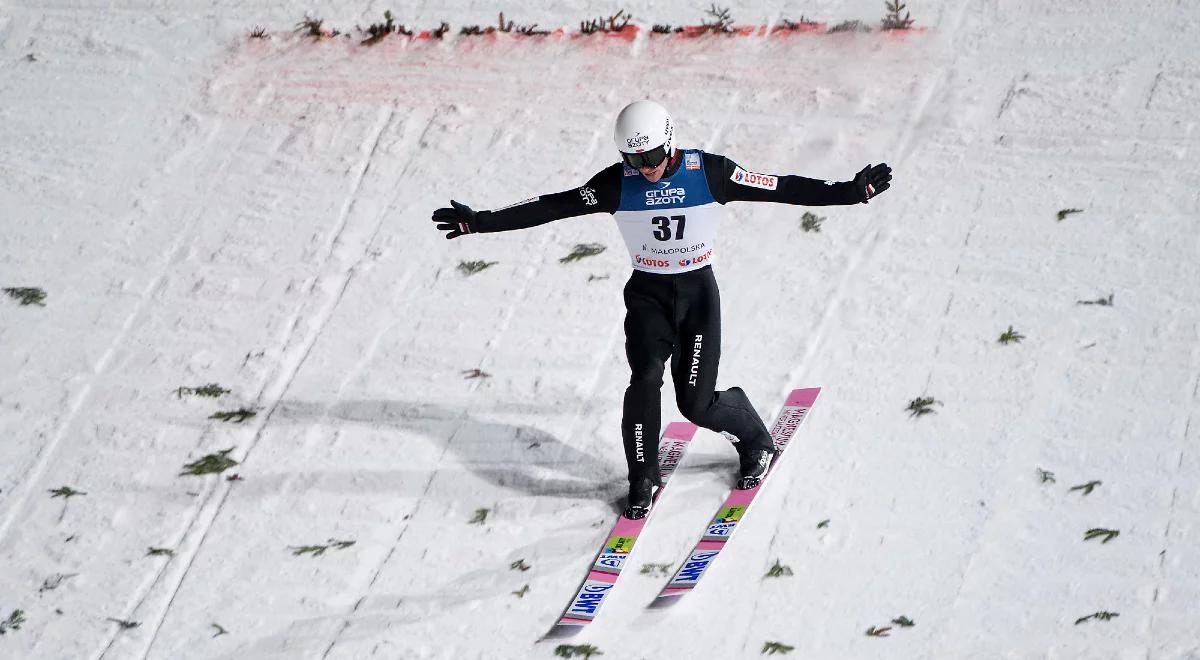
[125,104,398,660]
[0,88,268,551]
[745,2,977,655]
[320,70,611,656]
[77,87,271,660]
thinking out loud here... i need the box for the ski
[650,387,820,608]
[543,421,698,639]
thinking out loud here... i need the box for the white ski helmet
[613,100,675,168]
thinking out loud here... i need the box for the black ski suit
[464,150,865,485]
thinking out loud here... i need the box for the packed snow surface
[2,1,1198,658]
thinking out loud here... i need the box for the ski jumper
[470,149,863,485]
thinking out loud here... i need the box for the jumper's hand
[431,200,478,239]
[852,163,892,203]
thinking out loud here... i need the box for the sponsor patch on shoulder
[730,166,778,191]
[496,196,540,211]
[685,152,701,170]
[623,165,639,177]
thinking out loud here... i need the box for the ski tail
[543,421,699,639]
[650,388,820,608]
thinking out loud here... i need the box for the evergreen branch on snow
[146,547,175,557]
[295,15,340,39]
[998,326,1025,344]
[49,486,87,499]
[817,519,831,528]
[209,408,257,423]
[458,260,498,276]
[510,558,531,572]
[211,623,229,637]
[640,562,672,576]
[432,22,451,39]
[765,559,793,578]
[1077,293,1114,307]
[828,20,871,33]
[906,396,941,417]
[462,368,492,379]
[881,0,915,30]
[580,10,632,34]
[653,24,685,34]
[560,243,606,263]
[107,618,140,630]
[38,573,77,594]
[762,641,795,654]
[1069,480,1102,496]
[469,507,491,524]
[700,5,735,34]
[0,610,26,635]
[1038,468,1056,483]
[777,17,820,31]
[1083,528,1119,544]
[1057,208,1084,221]
[289,539,356,557]
[892,615,915,627]
[175,383,230,398]
[1075,611,1119,625]
[3,287,47,306]
[865,625,892,637]
[801,212,825,232]
[360,11,399,45]
[512,584,531,597]
[180,448,239,476]
[249,26,269,39]
[555,644,603,659]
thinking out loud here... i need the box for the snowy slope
[2,1,1198,658]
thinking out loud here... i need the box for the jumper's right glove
[852,163,892,203]
[431,200,479,239]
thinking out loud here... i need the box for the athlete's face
[639,157,669,183]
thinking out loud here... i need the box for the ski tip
[786,388,821,407]
[664,421,699,440]
[541,623,584,641]
[648,593,684,610]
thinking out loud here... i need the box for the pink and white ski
[544,421,698,638]
[651,388,820,607]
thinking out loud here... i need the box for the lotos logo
[627,132,650,149]
[678,250,713,268]
[635,255,672,269]
[730,166,778,191]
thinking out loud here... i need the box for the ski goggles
[621,145,669,170]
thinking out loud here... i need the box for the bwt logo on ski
[673,550,720,585]
[688,334,703,386]
[568,582,614,617]
[678,250,713,269]
[644,182,686,206]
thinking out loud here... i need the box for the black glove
[852,163,892,203]
[432,200,479,239]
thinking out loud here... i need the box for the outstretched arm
[703,153,892,206]
[432,164,622,239]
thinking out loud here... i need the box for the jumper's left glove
[431,200,479,239]
[852,163,892,203]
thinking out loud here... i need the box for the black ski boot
[623,475,661,520]
[734,444,774,490]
